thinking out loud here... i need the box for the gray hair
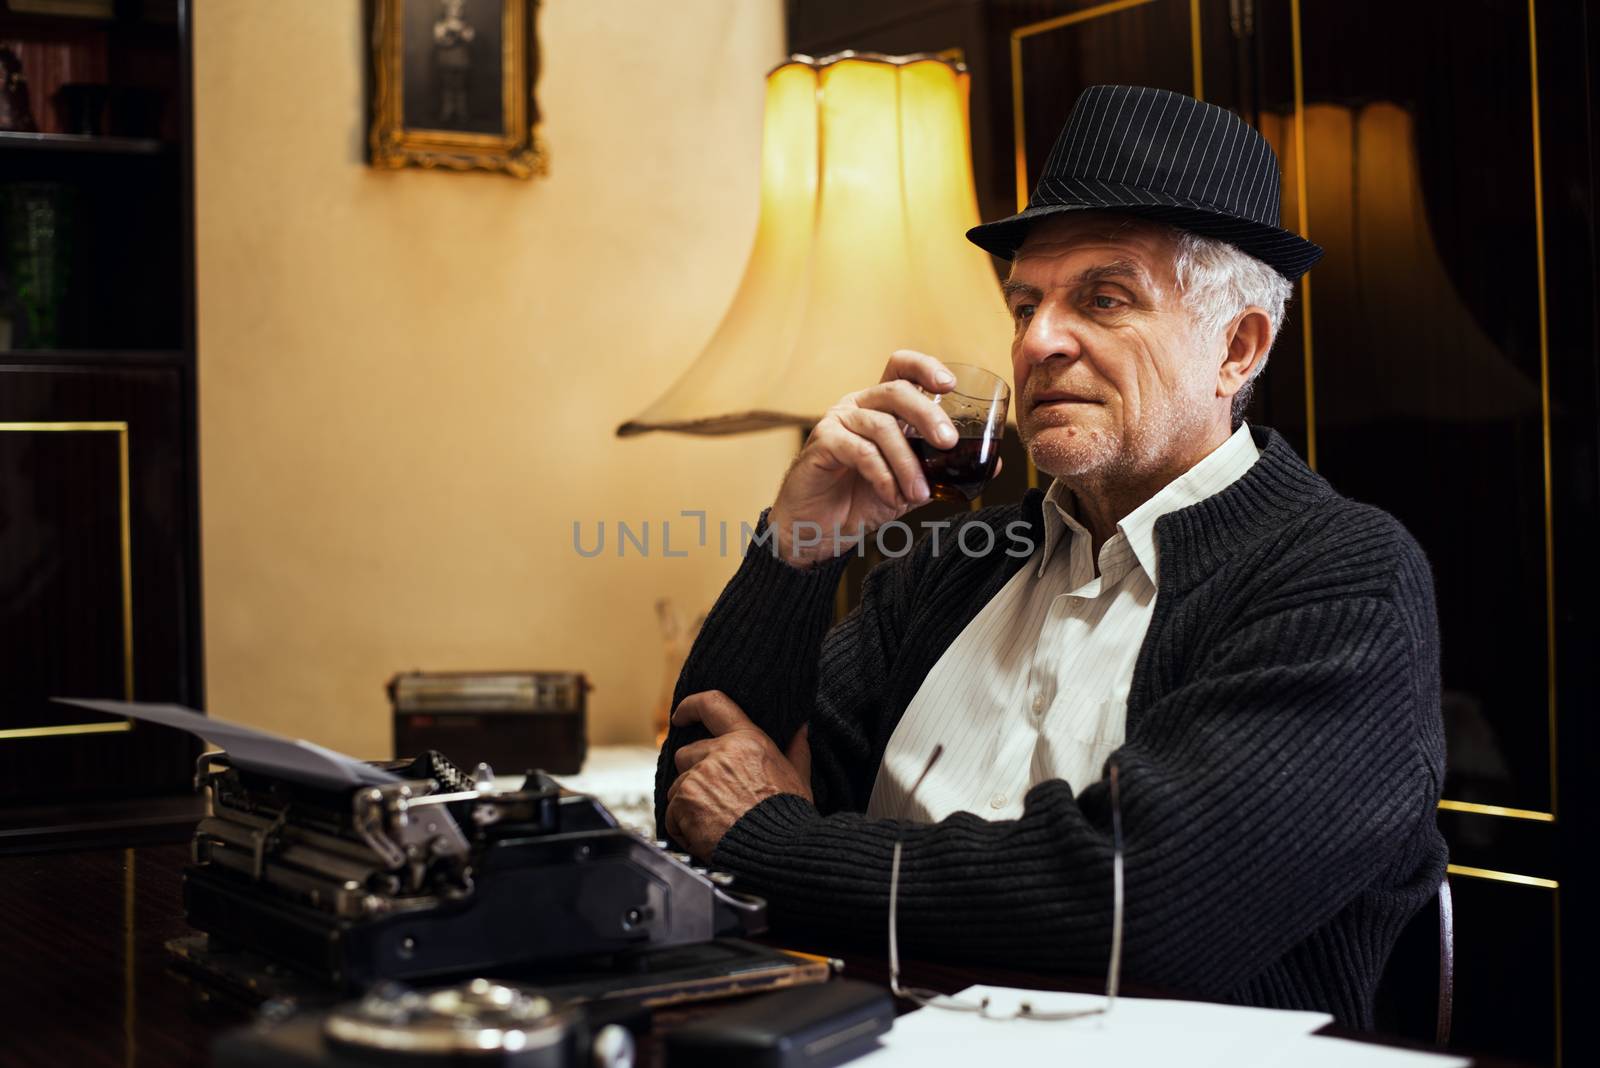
[1169,231,1293,429]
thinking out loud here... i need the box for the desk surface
[0,842,1508,1068]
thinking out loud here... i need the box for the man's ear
[1217,307,1273,401]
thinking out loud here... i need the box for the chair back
[1435,876,1453,1046]
[1375,875,1454,1047]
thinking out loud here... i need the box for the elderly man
[655,85,1445,1029]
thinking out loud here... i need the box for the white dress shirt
[866,422,1262,822]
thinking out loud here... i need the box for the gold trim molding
[1525,8,1561,1062]
[0,421,135,736]
[1447,863,1559,891]
[0,721,133,740]
[1189,0,1204,99]
[1013,0,1158,41]
[1438,799,1555,822]
[1526,0,1557,821]
[1009,0,1162,211]
[1288,0,1317,471]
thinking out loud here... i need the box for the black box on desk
[388,670,589,775]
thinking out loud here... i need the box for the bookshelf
[0,0,201,842]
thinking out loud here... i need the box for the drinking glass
[903,363,1010,503]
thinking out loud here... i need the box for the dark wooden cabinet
[0,364,199,799]
[0,3,201,841]
[790,2,1599,1064]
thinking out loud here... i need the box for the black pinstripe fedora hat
[968,84,1323,280]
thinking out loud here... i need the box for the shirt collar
[1036,421,1262,587]
[1039,479,1077,574]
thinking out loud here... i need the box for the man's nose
[1015,298,1084,368]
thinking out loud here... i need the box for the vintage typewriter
[185,748,765,990]
[56,700,766,994]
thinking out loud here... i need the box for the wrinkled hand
[664,690,812,860]
[767,350,959,567]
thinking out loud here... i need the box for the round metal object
[323,978,578,1065]
[589,1025,634,1068]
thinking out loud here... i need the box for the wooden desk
[0,843,1511,1067]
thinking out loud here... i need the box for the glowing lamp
[618,52,1013,436]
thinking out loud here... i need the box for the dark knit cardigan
[655,425,1447,1029]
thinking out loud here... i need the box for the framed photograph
[370,0,547,178]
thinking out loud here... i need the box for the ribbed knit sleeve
[654,510,871,839]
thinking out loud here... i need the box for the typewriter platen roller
[185,748,766,989]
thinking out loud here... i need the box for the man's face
[1005,212,1220,483]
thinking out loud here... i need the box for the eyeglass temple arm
[889,748,1127,1010]
[1106,760,1124,1011]
[888,746,943,998]
[889,840,907,995]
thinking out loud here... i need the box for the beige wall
[194,0,796,757]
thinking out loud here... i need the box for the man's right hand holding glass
[768,349,962,567]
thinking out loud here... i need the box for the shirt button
[1030,694,1045,715]
[989,793,1007,810]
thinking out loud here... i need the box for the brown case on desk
[388,670,589,774]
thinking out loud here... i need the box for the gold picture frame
[370,0,548,178]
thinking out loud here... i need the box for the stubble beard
[1024,379,1215,497]
[1025,420,1123,483]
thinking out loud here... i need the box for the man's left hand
[664,690,813,860]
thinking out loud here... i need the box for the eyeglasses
[888,744,1124,1021]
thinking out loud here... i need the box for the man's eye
[1014,303,1037,320]
[1092,294,1122,310]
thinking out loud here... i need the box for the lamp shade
[617,53,1014,437]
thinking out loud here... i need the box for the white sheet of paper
[854,985,1333,1068]
[53,699,399,789]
